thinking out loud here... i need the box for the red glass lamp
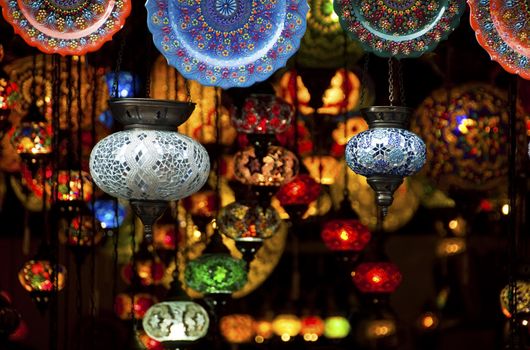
[232,94,294,134]
[276,174,321,207]
[352,262,402,294]
[301,316,324,341]
[321,220,371,252]
[114,293,157,320]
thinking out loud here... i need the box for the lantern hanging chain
[388,57,395,106]
[507,76,519,350]
[130,218,138,335]
[215,87,222,210]
[397,59,406,106]
[30,54,37,101]
[66,57,75,201]
[88,58,99,349]
[112,37,127,99]
[76,57,85,243]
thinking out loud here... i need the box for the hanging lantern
[142,301,210,343]
[153,221,178,251]
[232,94,294,134]
[56,170,93,202]
[90,99,209,202]
[185,254,247,295]
[114,293,157,320]
[220,314,256,344]
[500,281,530,318]
[234,145,299,187]
[321,219,371,252]
[218,202,281,241]
[346,106,426,214]
[182,189,217,219]
[352,262,402,294]
[412,83,511,191]
[105,71,141,98]
[0,68,18,137]
[90,98,210,239]
[10,104,52,164]
[323,316,351,339]
[302,155,340,185]
[272,314,302,341]
[276,69,366,115]
[58,214,104,248]
[121,260,165,287]
[300,316,325,341]
[90,198,126,230]
[276,174,321,207]
[254,320,274,341]
[18,259,66,310]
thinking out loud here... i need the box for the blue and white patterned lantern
[345,106,426,214]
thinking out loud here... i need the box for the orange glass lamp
[220,314,255,344]
[364,319,397,340]
[272,314,302,342]
[352,262,402,294]
[114,293,157,320]
[300,316,324,342]
[136,330,163,350]
[254,320,274,343]
[323,316,351,339]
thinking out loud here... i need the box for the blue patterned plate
[146,0,309,89]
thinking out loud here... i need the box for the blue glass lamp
[345,106,425,215]
[90,198,126,229]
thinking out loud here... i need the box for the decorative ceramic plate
[146,0,309,89]
[334,0,466,58]
[469,0,530,79]
[0,0,131,55]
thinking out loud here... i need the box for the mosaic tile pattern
[89,129,210,201]
[346,128,426,177]
[185,253,247,294]
[143,301,210,342]
[218,202,281,240]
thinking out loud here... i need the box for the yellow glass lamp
[272,314,302,342]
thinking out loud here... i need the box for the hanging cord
[86,58,99,350]
[397,59,406,106]
[214,88,222,211]
[388,58,395,106]
[130,217,138,338]
[508,76,519,349]
[112,37,127,98]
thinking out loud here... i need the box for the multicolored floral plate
[469,0,530,80]
[334,0,466,58]
[146,0,309,89]
[0,0,131,56]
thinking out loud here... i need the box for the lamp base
[366,176,403,217]
[130,200,168,242]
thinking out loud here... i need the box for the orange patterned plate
[469,0,530,79]
[0,0,131,56]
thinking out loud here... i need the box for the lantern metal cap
[109,98,195,130]
[361,106,412,129]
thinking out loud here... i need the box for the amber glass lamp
[220,314,256,344]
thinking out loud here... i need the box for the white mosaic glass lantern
[142,301,210,344]
[89,99,210,202]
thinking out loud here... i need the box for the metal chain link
[388,58,395,106]
[397,59,406,106]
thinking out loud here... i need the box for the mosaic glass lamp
[218,201,281,263]
[321,219,371,252]
[11,103,52,165]
[276,174,321,222]
[323,316,351,339]
[352,262,402,294]
[142,301,210,345]
[300,316,324,341]
[114,292,157,320]
[500,281,530,318]
[220,314,256,344]
[18,259,66,311]
[272,314,302,341]
[90,198,126,230]
[346,106,426,215]
[185,253,247,295]
[0,68,18,138]
[232,94,293,134]
[234,145,299,187]
[90,98,210,241]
